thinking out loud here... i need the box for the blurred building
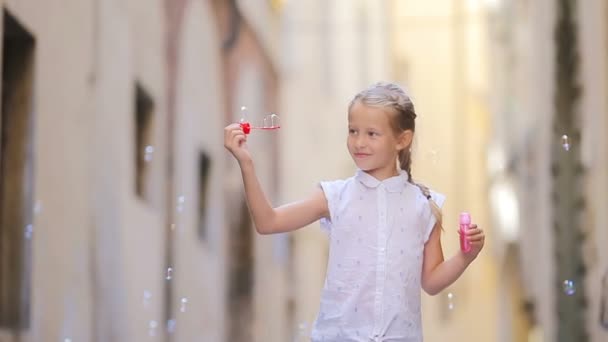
[486,0,608,341]
[0,0,287,341]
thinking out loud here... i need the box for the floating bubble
[424,148,439,165]
[166,267,173,281]
[429,149,439,164]
[447,292,455,310]
[239,106,249,123]
[144,145,154,162]
[563,279,576,296]
[167,319,176,334]
[263,113,281,129]
[34,200,43,215]
[148,320,158,337]
[561,134,570,151]
[24,224,33,239]
[143,290,152,307]
[180,297,188,313]
[293,322,310,342]
[176,195,185,212]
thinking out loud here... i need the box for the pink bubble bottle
[459,212,471,253]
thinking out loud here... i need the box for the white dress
[311,169,445,342]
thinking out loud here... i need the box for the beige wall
[236,0,281,67]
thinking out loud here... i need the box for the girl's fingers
[236,135,246,147]
[224,124,241,137]
[224,125,240,143]
[225,123,246,138]
[465,228,483,236]
[472,239,485,246]
[230,130,246,144]
[467,234,485,242]
[224,127,248,153]
[461,223,484,252]
[231,129,244,139]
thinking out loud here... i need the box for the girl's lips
[354,153,370,158]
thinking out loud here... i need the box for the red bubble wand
[238,106,281,134]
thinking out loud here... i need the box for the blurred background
[0,0,607,341]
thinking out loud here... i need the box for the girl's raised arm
[225,123,328,234]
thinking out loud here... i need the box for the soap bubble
[143,290,152,307]
[180,297,188,313]
[263,113,280,129]
[24,224,34,239]
[240,106,249,122]
[167,319,176,334]
[148,320,158,337]
[293,321,311,341]
[144,145,154,162]
[176,195,185,213]
[34,200,43,215]
[563,279,576,296]
[447,292,455,310]
[561,134,570,151]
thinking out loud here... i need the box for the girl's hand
[224,123,252,163]
[458,224,485,260]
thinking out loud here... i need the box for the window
[0,9,35,330]
[601,268,608,330]
[134,83,154,200]
[198,152,210,240]
[226,200,254,340]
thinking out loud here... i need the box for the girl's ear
[396,130,414,151]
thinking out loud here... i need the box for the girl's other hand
[458,224,485,260]
[224,123,252,163]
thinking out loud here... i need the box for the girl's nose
[355,136,366,148]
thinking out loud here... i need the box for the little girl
[224,82,485,341]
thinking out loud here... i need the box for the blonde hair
[348,82,443,226]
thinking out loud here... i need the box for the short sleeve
[318,180,346,233]
[422,190,446,243]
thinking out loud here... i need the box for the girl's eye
[349,129,357,134]
[368,132,378,137]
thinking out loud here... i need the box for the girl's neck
[363,167,400,181]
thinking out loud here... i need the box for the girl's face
[347,101,411,180]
